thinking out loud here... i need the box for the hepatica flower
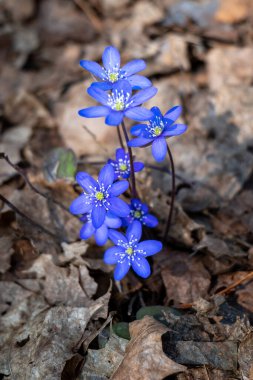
[80,46,151,90]
[128,106,187,161]
[123,198,158,228]
[108,148,144,180]
[79,80,157,126]
[69,164,130,228]
[80,212,122,246]
[104,221,162,280]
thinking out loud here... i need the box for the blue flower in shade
[104,221,162,280]
[69,164,130,229]
[79,80,157,126]
[108,148,144,180]
[123,199,158,228]
[79,212,122,246]
[80,46,152,90]
[128,106,187,161]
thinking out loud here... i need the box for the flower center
[134,211,141,218]
[95,191,104,201]
[119,163,127,171]
[154,126,162,136]
[115,100,124,111]
[107,89,132,112]
[126,247,133,255]
[109,72,119,83]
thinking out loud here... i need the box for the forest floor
[1,0,253,379]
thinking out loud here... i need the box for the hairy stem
[117,125,124,149]
[121,120,137,198]
[163,144,176,243]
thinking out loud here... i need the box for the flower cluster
[70,45,188,281]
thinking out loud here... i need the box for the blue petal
[128,75,151,90]
[80,60,104,79]
[121,59,146,76]
[128,137,153,147]
[110,180,129,197]
[125,107,153,121]
[69,195,92,215]
[132,255,151,278]
[91,81,113,90]
[133,162,144,172]
[79,106,110,118]
[114,259,131,280]
[116,148,126,161]
[126,220,142,242]
[152,137,167,162]
[142,214,158,228]
[104,246,125,264]
[105,213,122,228]
[80,222,95,239]
[76,172,98,193]
[95,224,108,246]
[102,46,121,71]
[91,205,106,228]
[108,229,128,245]
[87,86,109,106]
[136,240,162,257]
[163,124,188,137]
[130,124,146,136]
[150,106,163,118]
[98,164,115,188]
[105,111,124,126]
[164,105,182,124]
[130,87,157,107]
[112,80,132,97]
[108,197,130,217]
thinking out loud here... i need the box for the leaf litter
[1,0,253,379]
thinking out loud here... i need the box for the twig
[176,271,253,309]
[0,193,61,241]
[0,153,70,214]
[215,271,253,297]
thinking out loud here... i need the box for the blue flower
[79,212,122,246]
[123,199,158,228]
[104,221,162,280]
[128,106,187,161]
[80,46,152,90]
[108,148,144,180]
[69,164,130,229]
[79,80,157,126]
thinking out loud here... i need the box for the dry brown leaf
[161,251,211,304]
[79,333,128,379]
[0,236,14,274]
[111,316,186,380]
[24,254,97,306]
[238,332,253,380]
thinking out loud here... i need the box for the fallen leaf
[111,316,186,380]
[161,251,211,304]
[238,332,253,380]
[79,333,128,379]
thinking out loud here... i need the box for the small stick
[176,271,253,309]
[0,193,61,241]
[215,271,253,297]
[0,152,70,214]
